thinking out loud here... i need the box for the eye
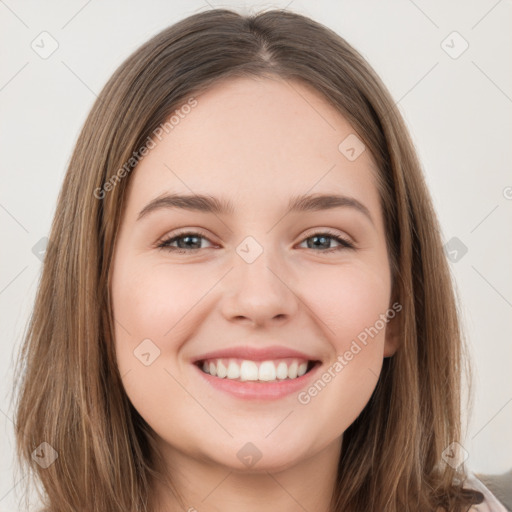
[297,230,355,253]
[157,231,214,254]
[157,229,354,254]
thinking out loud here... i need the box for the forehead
[125,76,382,220]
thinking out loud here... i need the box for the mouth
[191,345,322,400]
[194,357,320,383]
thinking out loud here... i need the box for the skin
[110,76,400,512]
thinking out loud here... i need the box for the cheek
[111,260,208,431]
[301,261,391,348]
[111,258,209,390]
[293,262,390,432]
[112,260,206,342]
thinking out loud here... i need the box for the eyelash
[156,229,355,254]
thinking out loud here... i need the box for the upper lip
[192,345,320,363]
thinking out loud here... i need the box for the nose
[220,247,299,328]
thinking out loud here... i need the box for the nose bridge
[221,234,297,324]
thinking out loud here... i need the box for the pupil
[178,235,200,249]
[309,235,329,249]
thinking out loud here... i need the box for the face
[110,76,399,474]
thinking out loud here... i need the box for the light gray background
[1,0,511,510]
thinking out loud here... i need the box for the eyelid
[300,227,355,245]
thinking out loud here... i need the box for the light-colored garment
[466,471,509,511]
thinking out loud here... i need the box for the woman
[12,8,506,512]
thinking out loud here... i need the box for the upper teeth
[201,358,309,382]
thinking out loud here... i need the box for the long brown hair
[12,8,484,511]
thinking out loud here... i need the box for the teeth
[227,361,240,379]
[240,360,259,381]
[297,362,308,377]
[216,360,227,378]
[288,361,298,379]
[199,358,313,382]
[258,361,276,381]
[276,361,288,380]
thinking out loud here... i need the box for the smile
[193,359,322,400]
[197,357,316,382]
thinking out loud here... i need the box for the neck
[151,437,342,512]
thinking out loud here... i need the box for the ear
[383,299,402,358]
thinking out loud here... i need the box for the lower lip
[193,362,321,401]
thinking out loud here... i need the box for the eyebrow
[137,192,374,225]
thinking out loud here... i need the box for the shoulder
[464,471,509,512]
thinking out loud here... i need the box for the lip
[192,345,319,363]
[193,359,322,401]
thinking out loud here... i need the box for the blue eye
[157,231,213,253]
[157,230,354,254]
[298,231,355,252]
